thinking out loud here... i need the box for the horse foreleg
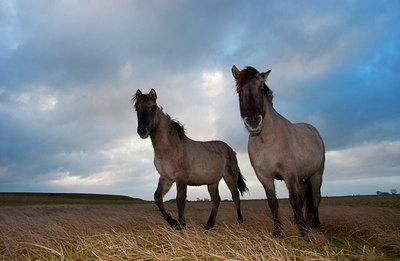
[154,176,180,229]
[287,176,309,237]
[205,183,221,229]
[176,181,187,228]
[263,178,282,237]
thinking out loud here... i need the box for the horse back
[185,139,234,162]
[183,139,235,185]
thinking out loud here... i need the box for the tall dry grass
[0,199,399,260]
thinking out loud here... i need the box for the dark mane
[171,119,186,139]
[236,66,273,105]
[131,94,148,110]
[165,113,186,139]
[163,113,186,139]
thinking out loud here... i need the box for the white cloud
[100,134,154,164]
[48,170,118,187]
[120,61,133,82]
[11,86,58,113]
[40,95,57,111]
[15,92,31,104]
[202,71,224,98]
[327,140,400,172]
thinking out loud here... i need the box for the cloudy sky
[1,0,399,200]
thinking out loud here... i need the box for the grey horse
[133,88,248,229]
[232,66,325,238]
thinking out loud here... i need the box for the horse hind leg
[205,183,221,229]
[309,170,323,230]
[302,178,314,226]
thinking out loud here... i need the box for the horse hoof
[301,233,311,242]
[169,219,182,230]
[312,225,320,231]
[204,224,214,230]
[272,230,281,238]
[238,217,244,224]
[311,221,320,230]
[300,230,309,239]
[174,224,182,230]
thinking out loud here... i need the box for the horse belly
[293,123,324,178]
[187,154,224,185]
[296,156,323,180]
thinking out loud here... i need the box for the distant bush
[376,191,390,196]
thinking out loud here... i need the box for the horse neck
[150,111,181,153]
[261,98,284,136]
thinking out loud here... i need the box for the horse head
[232,65,272,135]
[132,88,159,139]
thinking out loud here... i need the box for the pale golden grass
[0,199,399,260]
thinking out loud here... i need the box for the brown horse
[132,89,248,229]
[232,66,325,238]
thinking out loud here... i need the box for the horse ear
[232,65,240,80]
[149,88,157,101]
[260,70,271,82]
[135,89,143,100]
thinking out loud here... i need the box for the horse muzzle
[137,127,149,139]
[244,115,263,135]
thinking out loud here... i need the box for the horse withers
[232,66,325,238]
[132,89,248,229]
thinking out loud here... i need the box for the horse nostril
[245,116,262,128]
[137,127,148,138]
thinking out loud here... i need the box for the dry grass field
[0,195,399,260]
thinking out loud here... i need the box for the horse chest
[153,154,180,180]
[248,135,293,176]
[249,142,275,171]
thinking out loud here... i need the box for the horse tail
[237,168,248,196]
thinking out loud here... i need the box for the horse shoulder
[248,135,280,176]
[153,141,186,181]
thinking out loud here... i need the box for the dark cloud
[0,0,399,199]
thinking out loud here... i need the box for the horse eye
[151,106,157,112]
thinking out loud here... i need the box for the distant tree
[390,189,397,195]
[376,191,390,196]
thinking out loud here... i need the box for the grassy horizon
[1,192,398,208]
[0,195,399,260]
[0,192,150,206]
